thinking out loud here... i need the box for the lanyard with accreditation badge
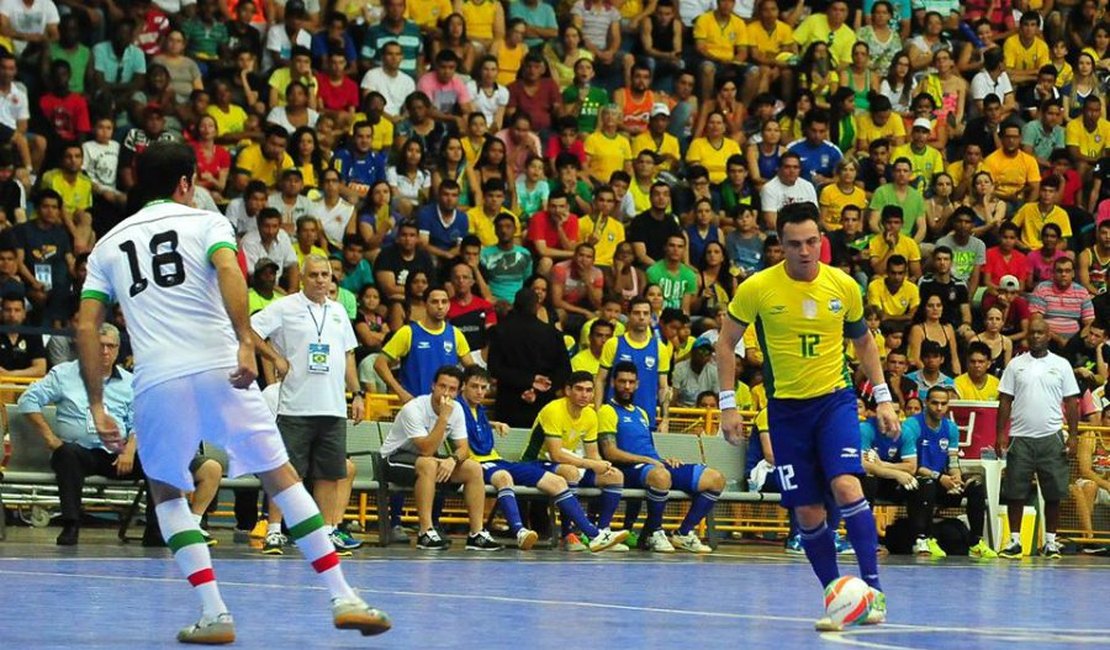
[306,300,331,374]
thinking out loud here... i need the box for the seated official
[17,323,221,546]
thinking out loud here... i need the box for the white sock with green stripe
[157,498,227,618]
[273,484,357,601]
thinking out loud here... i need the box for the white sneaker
[516,527,539,550]
[647,529,676,553]
[671,531,712,554]
[588,528,630,552]
[912,537,930,555]
[609,542,630,552]
[177,612,235,644]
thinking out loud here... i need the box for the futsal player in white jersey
[74,142,391,644]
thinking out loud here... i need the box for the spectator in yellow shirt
[692,0,753,101]
[746,0,797,95]
[236,125,296,188]
[981,122,1041,205]
[577,186,625,268]
[1003,12,1051,86]
[583,105,632,185]
[793,0,855,69]
[467,179,520,246]
[407,0,453,37]
[1011,175,1071,251]
[868,205,923,278]
[866,254,920,325]
[1066,95,1110,180]
[856,95,906,151]
[891,118,946,188]
[953,342,1002,400]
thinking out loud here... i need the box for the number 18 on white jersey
[81,201,242,396]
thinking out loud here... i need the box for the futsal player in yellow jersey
[522,371,630,551]
[716,202,899,631]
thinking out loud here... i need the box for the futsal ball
[823,576,874,628]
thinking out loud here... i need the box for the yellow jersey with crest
[727,262,866,400]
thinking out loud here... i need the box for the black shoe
[56,524,79,546]
[416,529,450,550]
[465,530,503,551]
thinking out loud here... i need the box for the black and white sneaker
[465,530,503,551]
[416,528,450,550]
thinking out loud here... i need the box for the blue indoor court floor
[1,533,1108,650]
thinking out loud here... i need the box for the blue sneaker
[784,534,804,555]
[835,533,856,555]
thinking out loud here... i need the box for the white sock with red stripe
[273,484,357,601]
[157,497,228,619]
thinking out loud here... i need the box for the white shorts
[135,367,289,491]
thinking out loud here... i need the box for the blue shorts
[767,389,864,509]
[620,462,705,494]
[479,459,556,487]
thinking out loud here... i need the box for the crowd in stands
[3,0,1110,553]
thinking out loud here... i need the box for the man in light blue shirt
[509,0,558,49]
[17,323,220,546]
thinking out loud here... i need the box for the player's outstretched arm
[212,247,257,388]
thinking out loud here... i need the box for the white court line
[3,566,1110,646]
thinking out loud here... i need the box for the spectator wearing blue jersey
[599,361,725,553]
[786,109,843,188]
[595,296,672,431]
[333,121,388,204]
[374,285,473,404]
[416,180,469,263]
[906,387,996,558]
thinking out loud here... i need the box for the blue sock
[560,484,579,536]
[799,520,840,588]
[644,488,668,534]
[679,490,720,535]
[554,489,599,538]
[624,499,643,530]
[598,487,622,529]
[389,493,404,527]
[497,488,524,535]
[841,498,882,591]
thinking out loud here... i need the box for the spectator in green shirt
[336,234,375,293]
[181,0,230,63]
[646,234,698,312]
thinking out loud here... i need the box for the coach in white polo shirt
[996,315,1079,560]
[251,254,364,554]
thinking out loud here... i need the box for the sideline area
[2,527,1109,649]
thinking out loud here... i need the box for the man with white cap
[631,103,682,175]
[892,118,945,189]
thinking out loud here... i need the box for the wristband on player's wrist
[719,390,737,411]
[872,383,893,404]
